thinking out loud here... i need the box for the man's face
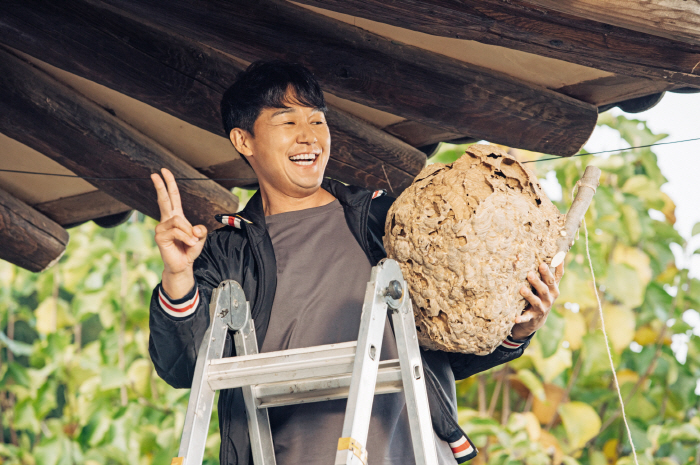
[233,94,331,198]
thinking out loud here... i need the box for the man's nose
[296,122,318,144]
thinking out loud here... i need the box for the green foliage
[452,114,700,465]
[0,217,220,464]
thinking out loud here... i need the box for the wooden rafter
[33,191,132,227]
[0,47,239,230]
[524,0,700,47]
[292,0,700,89]
[0,0,426,192]
[0,186,69,272]
[99,0,598,156]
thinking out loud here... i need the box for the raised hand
[151,168,207,299]
[511,262,564,340]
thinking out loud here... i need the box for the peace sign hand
[151,168,207,299]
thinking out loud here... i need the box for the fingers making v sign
[151,168,208,299]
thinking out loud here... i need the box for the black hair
[221,60,327,139]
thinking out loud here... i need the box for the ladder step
[255,360,403,408]
[208,341,358,391]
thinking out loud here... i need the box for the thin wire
[522,136,700,164]
[577,182,639,465]
[1,136,699,181]
[0,168,252,182]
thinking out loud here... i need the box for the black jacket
[149,179,532,464]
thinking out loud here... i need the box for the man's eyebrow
[271,108,296,117]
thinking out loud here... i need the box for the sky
[583,92,700,278]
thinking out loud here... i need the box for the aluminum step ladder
[171,259,438,465]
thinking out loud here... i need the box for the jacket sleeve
[148,233,227,389]
[447,334,534,381]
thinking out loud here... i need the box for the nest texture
[384,144,565,355]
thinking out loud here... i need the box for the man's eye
[312,121,326,125]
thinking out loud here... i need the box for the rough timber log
[0,0,426,192]
[33,191,132,227]
[524,0,700,47]
[0,186,69,272]
[101,0,598,156]
[293,0,700,89]
[0,48,238,230]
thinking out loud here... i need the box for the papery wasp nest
[384,144,566,355]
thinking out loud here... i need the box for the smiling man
[149,61,563,465]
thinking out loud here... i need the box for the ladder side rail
[232,304,277,465]
[176,286,230,465]
[335,265,390,465]
[390,285,439,465]
[228,289,276,465]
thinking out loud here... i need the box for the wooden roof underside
[0,0,698,272]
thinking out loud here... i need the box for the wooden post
[0,186,69,272]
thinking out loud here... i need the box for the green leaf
[536,308,565,358]
[33,437,62,465]
[101,367,129,390]
[604,263,645,308]
[620,203,642,243]
[692,222,700,237]
[0,330,33,356]
[581,332,618,379]
[641,282,673,322]
[515,369,545,401]
[529,339,572,383]
[558,401,601,449]
[1,362,31,388]
[13,399,40,433]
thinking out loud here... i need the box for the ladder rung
[207,341,358,391]
[255,360,403,408]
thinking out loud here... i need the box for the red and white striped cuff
[500,336,526,350]
[449,435,475,461]
[371,189,386,199]
[158,286,200,318]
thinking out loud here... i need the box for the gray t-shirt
[262,199,453,464]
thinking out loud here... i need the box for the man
[149,61,563,465]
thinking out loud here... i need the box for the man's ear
[230,128,254,158]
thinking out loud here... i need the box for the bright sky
[583,92,700,278]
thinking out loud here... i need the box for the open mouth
[289,153,319,166]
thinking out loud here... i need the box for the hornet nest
[384,144,565,355]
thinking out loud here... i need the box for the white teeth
[289,153,318,165]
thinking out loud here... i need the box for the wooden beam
[524,0,700,47]
[292,0,700,89]
[99,0,598,156]
[324,108,427,194]
[33,190,131,227]
[383,122,462,149]
[0,0,426,191]
[557,75,680,107]
[0,47,238,231]
[0,186,69,272]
